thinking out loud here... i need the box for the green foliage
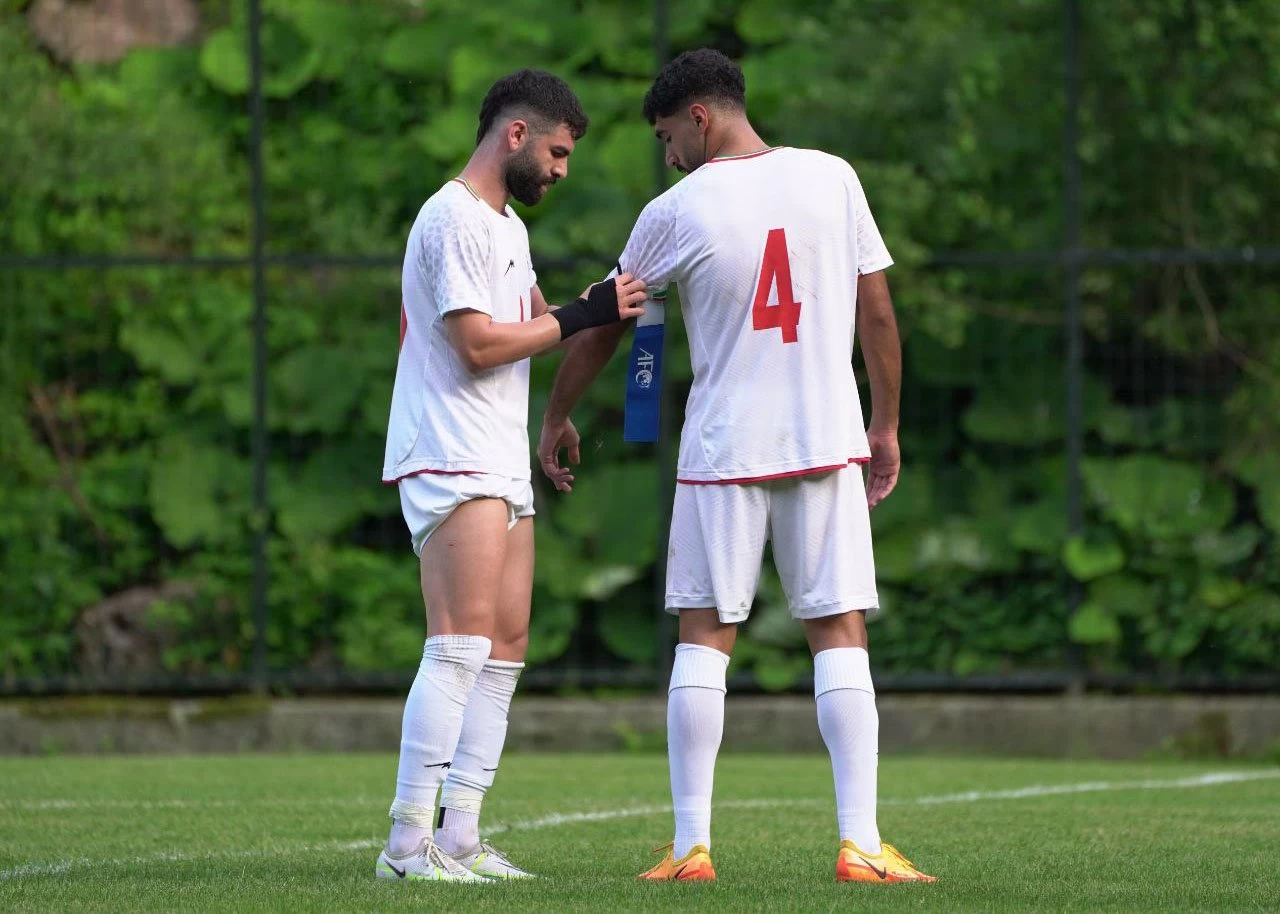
[2,0,1278,683]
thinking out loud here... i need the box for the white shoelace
[426,841,476,877]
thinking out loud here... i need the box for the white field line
[1,797,378,812]
[879,769,1280,806]
[3,769,1277,880]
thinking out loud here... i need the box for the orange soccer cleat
[836,840,936,884]
[637,843,716,882]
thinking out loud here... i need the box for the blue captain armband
[623,299,665,443]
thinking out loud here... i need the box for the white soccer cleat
[451,842,539,880]
[375,840,490,883]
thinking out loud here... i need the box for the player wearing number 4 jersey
[538,49,934,884]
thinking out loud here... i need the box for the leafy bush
[2,0,1278,684]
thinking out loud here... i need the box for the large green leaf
[872,527,918,583]
[598,122,658,204]
[337,607,425,670]
[1087,574,1156,618]
[964,375,1109,446]
[597,590,657,664]
[868,470,932,535]
[526,590,576,664]
[1193,524,1260,566]
[556,463,659,566]
[382,24,454,79]
[414,105,477,163]
[277,0,387,79]
[448,45,506,97]
[736,0,791,44]
[273,444,382,543]
[149,436,237,548]
[270,345,366,434]
[1063,535,1126,581]
[199,19,320,98]
[1069,602,1123,645]
[1083,456,1234,540]
[917,516,1019,575]
[1009,497,1066,555]
[1231,456,1280,533]
[533,522,596,602]
[199,28,249,95]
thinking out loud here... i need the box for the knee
[805,611,868,655]
[489,630,528,663]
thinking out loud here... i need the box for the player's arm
[539,197,681,491]
[529,284,552,319]
[536,319,632,492]
[445,275,646,372]
[544,322,631,420]
[526,284,571,354]
[856,269,901,508]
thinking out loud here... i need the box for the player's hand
[580,272,647,322]
[865,429,900,509]
[538,415,581,492]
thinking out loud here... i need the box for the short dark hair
[642,48,746,124]
[476,69,588,145]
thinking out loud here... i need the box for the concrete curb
[2,695,1278,758]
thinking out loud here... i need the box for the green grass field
[1,753,1277,912]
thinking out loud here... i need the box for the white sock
[815,646,882,854]
[667,643,729,859]
[387,634,491,856]
[435,658,524,855]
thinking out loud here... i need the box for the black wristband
[550,277,621,340]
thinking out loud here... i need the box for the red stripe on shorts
[677,457,869,486]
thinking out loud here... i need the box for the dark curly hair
[642,48,746,124]
[476,69,589,145]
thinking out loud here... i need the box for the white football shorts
[665,464,879,624]
[398,471,535,556]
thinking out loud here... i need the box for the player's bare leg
[804,611,934,883]
[377,498,510,884]
[639,609,734,881]
[435,516,537,879]
[419,497,511,638]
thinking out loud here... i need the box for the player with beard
[377,69,647,883]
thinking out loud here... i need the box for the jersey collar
[707,146,783,164]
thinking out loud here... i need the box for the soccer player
[377,69,647,883]
[537,49,935,884]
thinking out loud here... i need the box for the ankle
[387,820,432,857]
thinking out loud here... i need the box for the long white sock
[435,658,524,855]
[815,646,882,854]
[668,643,729,859]
[386,634,491,856]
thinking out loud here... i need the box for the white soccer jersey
[619,147,892,483]
[382,179,537,483]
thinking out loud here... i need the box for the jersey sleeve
[845,166,894,276]
[618,191,681,301]
[423,206,493,317]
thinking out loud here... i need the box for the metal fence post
[1063,0,1085,688]
[248,0,270,693]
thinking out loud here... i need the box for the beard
[504,147,550,206]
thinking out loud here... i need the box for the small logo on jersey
[635,347,655,389]
[505,259,515,275]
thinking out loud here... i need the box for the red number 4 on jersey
[751,228,802,344]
